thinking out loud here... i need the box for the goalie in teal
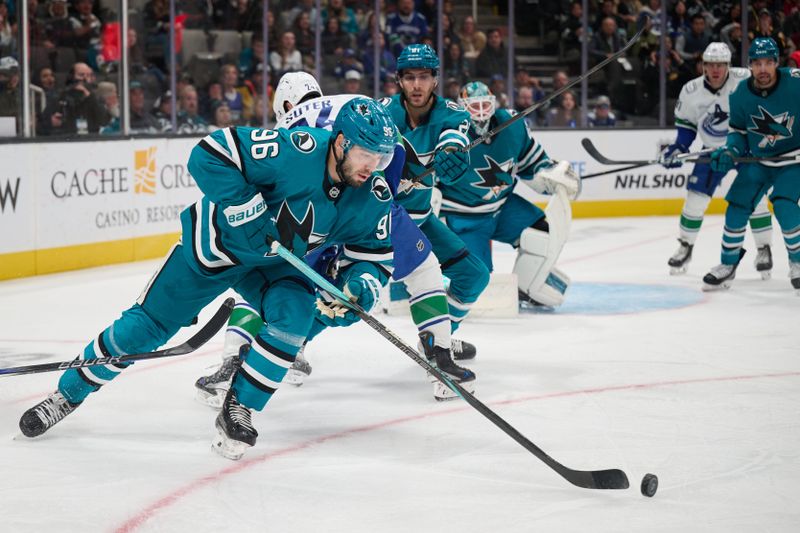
[381,43,490,331]
[438,81,581,307]
[19,98,399,460]
[704,37,800,292]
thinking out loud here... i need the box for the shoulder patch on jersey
[370,175,392,202]
[379,97,392,107]
[444,99,465,112]
[290,130,317,153]
[685,80,698,94]
[791,69,800,78]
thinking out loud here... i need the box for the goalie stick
[270,240,630,491]
[0,298,235,377]
[405,25,647,187]
[581,137,799,166]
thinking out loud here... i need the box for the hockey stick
[582,137,799,165]
[0,298,235,377]
[270,240,629,490]
[407,26,647,185]
[580,163,649,180]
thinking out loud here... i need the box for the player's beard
[339,153,370,188]
[754,71,777,89]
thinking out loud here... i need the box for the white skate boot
[754,245,773,280]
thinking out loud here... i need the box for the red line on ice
[115,369,800,532]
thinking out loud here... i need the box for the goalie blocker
[515,161,578,307]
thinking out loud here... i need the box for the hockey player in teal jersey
[705,37,800,292]
[439,81,580,307]
[381,43,490,329]
[19,98,399,460]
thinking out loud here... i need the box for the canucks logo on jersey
[473,154,514,200]
[748,105,795,148]
[701,103,729,139]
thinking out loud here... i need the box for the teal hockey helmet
[397,44,440,75]
[458,81,496,135]
[332,97,396,170]
[749,37,779,62]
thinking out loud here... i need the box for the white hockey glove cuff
[533,160,581,200]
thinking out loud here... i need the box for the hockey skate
[418,332,476,402]
[668,239,693,275]
[19,390,81,438]
[450,338,476,361]
[703,250,745,291]
[195,348,243,408]
[790,261,800,294]
[755,245,773,280]
[212,388,258,460]
[283,344,311,386]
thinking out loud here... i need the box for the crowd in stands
[1,0,800,137]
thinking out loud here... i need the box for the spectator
[44,0,76,48]
[280,0,317,33]
[0,2,15,56]
[439,13,460,50]
[514,85,537,127]
[386,0,428,57]
[36,66,59,108]
[514,67,544,103]
[269,31,303,79]
[714,2,742,35]
[457,15,486,61]
[28,0,52,48]
[444,77,460,101]
[790,50,800,68]
[128,80,160,133]
[96,80,120,134]
[208,99,233,131]
[545,89,578,128]
[588,95,616,127]
[219,63,253,124]
[334,47,363,78]
[560,1,585,65]
[675,13,710,70]
[720,22,743,66]
[749,8,795,63]
[667,0,691,38]
[39,62,108,135]
[69,0,102,53]
[152,89,172,132]
[200,81,222,121]
[590,17,625,100]
[488,73,509,109]
[242,62,272,109]
[617,0,639,35]
[381,77,398,97]
[638,0,663,37]
[0,56,19,124]
[176,84,208,134]
[143,0,170,73]
[361,33,396,82]
[594,0,625,34]
[342,69,362,95]
[640,35,692,115]
[292,11,316,64]
[475,28,508,79]
[443,42,469,85]
[322,15,351,56]
[216,0,262,33]
[322,0,359,36]
[552,69,569,91]
[239,33,266,79]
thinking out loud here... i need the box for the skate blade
[283,369,307,387]
[759,271,772,280]
[195,387,226,409]
[212,428,252,460]
[702,281,732,292]
[433,379,476,401]
[669,266,688,276]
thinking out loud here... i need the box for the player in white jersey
[195,72,476,402]
[660,42,774,276]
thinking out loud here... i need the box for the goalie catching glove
[314,273,382,327]
[531,160,581,200]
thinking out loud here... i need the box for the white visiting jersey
[674,67,751,148]
[278,94,364,131]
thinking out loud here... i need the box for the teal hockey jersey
[180,126,393,278]
[438,108,551,215]
[728,68,800,167]
[381,94,470,223]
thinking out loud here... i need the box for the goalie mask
[458,81,496,136]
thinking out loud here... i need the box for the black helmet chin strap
[332,136,351,188]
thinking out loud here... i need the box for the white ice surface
[1,215,798,533]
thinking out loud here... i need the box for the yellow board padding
[0,232,180,281]
[531,197,731,218]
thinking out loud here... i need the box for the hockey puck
[640,473,658,497]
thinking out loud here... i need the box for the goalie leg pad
[514,227,571,307]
